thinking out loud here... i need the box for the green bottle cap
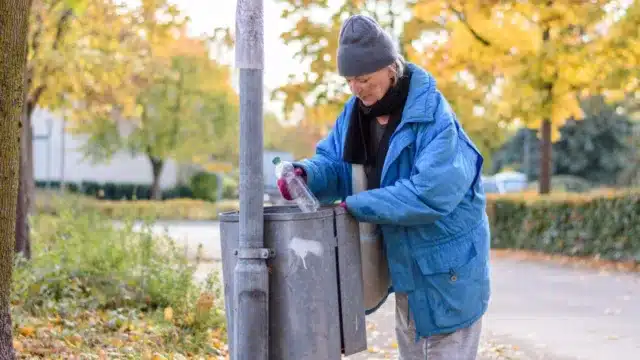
[272,156,281,165]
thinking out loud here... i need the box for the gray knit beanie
[337,15,398,77]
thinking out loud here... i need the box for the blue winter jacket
[295,63,491,338]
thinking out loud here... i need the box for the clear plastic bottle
[273,157,320,213]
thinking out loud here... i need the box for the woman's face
[345,66,394,106]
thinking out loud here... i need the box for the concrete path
[481,258,640,360]
[346,259,640,360]
[143,220,640,360]
[136,220,223,262]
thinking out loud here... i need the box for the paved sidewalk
[481,257,640,360]
[344,257,640,360]
[345,293,544,360]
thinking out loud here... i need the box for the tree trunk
[539,119,552,194]
[0,0,33,358]
[14,110,32,259]
[15,0,72,260]
[539,9,553,195]
[149,156,164,200]
[14,31,38,260]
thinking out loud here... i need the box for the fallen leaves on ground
[12,210,231,359]
[12,307,228,359]
[478,341,527,360]
[491,249,640,273]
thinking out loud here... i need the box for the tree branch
[26,85,45,118]
[30,13,44,57]
[26,7,74,117]
[170,67,184,149]
[52,9,73,50]
[448,5,492,47]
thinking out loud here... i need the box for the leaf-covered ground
[12,306,228,359]
[11,209,229,359]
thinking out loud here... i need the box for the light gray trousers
[395,293,483,360]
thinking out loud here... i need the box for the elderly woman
[277,14,491,359]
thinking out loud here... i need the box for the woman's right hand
[277,167,306,200]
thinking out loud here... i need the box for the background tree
[82,29,239,199]
[275,1,639,191]
[274,0,508,169]
[491,96,636,187]
[407,0,639,193]
[264,112,325,160]
[589,1,640,106]
[490,127,541,179]
[554,96,634,185]
[617,122,640,187]
[591,1,640,187]
[0,0,32,356]
[16,0,145,257]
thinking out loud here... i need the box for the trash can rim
[219,205,341,222]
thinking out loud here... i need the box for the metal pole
[234,0,268,359]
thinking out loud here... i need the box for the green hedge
[36,177,239,202]
[189,171,220,202]
[37,187,640,263]
[487,189,640,262]
[36,180,193,200]
[36,195,240,221]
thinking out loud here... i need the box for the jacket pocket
[412,237,487,329]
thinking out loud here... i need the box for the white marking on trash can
[289,237,323,269]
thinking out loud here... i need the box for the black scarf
[343,70,412,172]
[358,73,410,118]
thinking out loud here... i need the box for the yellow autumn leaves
[163,292,216,327]
[275,0,639,146]
[409,0,609,141]
[12,300,228,359]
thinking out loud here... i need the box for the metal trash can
[220,205,367,359]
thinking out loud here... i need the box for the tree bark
[149,156,164,200]
[0,0,33,358]
[14,109,32,259]
[539,19,553,195]
[14,0,73,259]
[539,119,552,194]
[14,23,39,260]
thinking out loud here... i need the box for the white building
[32,108,181,189]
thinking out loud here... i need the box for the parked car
[482,171,528,194]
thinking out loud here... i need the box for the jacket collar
[401,63,438,124]
[342,63,438,128]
